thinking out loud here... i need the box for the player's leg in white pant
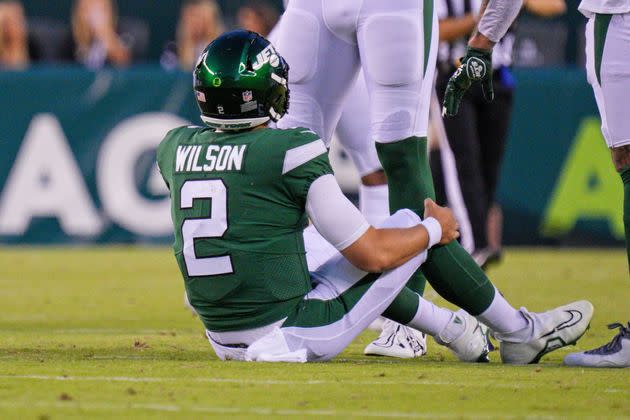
[296,214,487,363]
[247,210,426,362]
[335,71,391,226]
[355,1,439,355]
[563,14,630,368]
[584,13,630,150]
[336,73,383,182]
[356,0,441,315]
[357,0,438,145]
[275,0,361,145]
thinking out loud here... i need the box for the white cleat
[435,310,490,363]
[364,319,427,358]
[564,322,630,368]
[499,300,594,365]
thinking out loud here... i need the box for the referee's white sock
[359,183,390,226]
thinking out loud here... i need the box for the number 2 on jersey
[180,179,233,276]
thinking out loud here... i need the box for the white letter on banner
[97,113,189,236]
[0,114,103,235]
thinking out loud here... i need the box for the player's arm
[343,201,459,272]
[471,0,523,49]
[306,175,460,273]
[442,0,523,117]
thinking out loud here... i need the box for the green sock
[405,273,426,296]
[620,166,630,272]
[375,137,436,214]
[383,287,420,325]
[376,136,495,315]
[376,137,433,295]
[421,243,496,315]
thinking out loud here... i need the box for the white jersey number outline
[180,179,233,276]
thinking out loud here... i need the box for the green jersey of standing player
[157,30,333,332]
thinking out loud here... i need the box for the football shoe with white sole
[434,310,490,363]
[499,300,594,364]
[564,321,630,368]
[364,319,427,358]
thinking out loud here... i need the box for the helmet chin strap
[201,115,270,131]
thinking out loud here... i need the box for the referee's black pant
[433,69,514,250]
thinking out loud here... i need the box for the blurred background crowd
[0,0,591,71]
[0,0,618,250]
[0,0,280,70]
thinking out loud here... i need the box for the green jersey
[157,126,333,332]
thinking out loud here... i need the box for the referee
[432,0,566,267]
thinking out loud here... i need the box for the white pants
[335,72,383,176]
[206,209,426,362]
[275,0,439,146]
[585,12,630,148]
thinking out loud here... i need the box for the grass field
[0,247,629,419]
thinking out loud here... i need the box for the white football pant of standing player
[274,0,438,358]
[564,0,630,368]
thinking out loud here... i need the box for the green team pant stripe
[423,0,434,75]
[281,273,381,329]
[594,13,612,86]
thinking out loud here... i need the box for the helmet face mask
[193,30,290,131]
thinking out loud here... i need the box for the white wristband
[421,217,442,249]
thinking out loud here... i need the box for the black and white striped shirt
[436,0,516,69]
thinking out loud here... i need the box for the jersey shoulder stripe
[282,139,327,174]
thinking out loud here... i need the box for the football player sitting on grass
[157,30,593,363]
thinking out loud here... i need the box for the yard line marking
[88,355,152,360]
[605,388,626,393]
[0,374,626,394]
[0,400,580,419]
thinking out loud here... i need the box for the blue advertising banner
[0,67,622,245]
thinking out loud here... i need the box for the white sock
[359,184,390,226]
[476,287,530,335]
[406,295,455,337]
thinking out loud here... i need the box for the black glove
[442,46,494,117]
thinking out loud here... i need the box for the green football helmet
[193,30,290,131]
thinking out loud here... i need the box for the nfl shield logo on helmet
[242,90,253,102]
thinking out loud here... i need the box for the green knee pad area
[376,136,495,315]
